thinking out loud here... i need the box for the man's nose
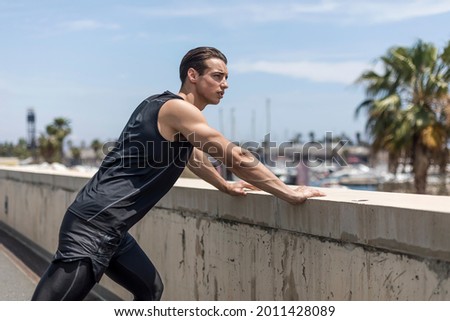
[221,79,228,88]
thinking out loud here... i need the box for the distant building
[65,148,101,167]
[27,108,36,150]
[0,157,20,166]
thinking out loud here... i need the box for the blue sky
[1,0,450,146]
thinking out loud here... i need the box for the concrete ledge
[1,166,450,300]
[166,178,450,262]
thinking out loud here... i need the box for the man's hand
[224,180,259,196]
[289,186,326,205]
[224,181,325,205]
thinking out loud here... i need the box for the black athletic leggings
[31,241,163,301]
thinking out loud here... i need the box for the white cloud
[128,2,336,23]
[61,19,120,31]
[126,0,450,25]
[337,0,450,24]
[231,60,371,84]
[135,2,336,21]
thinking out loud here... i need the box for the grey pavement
[0,223,47,301]
[0,244,37,300]
[0,224,107,301]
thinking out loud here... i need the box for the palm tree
[356,40,450,194]
[355,64,406,174]
[38,117,72,163]
[90,139,103,163]
[38,134,59,163]
[70,146,82,166]
[46,117,71,162]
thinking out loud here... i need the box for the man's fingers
[232,187,247,196]
[294,186,326,199]
[227,181,260,196]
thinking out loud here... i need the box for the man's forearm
[227,148,297,203]
[187,149,229,192]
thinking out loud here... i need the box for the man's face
[195,58,229,105]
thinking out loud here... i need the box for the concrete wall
[1,166,450,300]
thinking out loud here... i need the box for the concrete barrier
[0,165,450,300]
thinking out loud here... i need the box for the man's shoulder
[145,90,183,103]
[163,99,201,119]
[158,96,205,130]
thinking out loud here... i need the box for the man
[31,47,325,301]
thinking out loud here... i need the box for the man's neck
[177,90,207,111]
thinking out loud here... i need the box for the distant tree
[38,134,59,163]
[0,139,30,159]
[334,133,352,146]
[46,117,71,160]
[291,133,302,144]
[90,139,103,162]
[38,117,72,163]
[356,39,450,193]
[14,138,31,159]
[70,146,82,166]
[0,142,14,156]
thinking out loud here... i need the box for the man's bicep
[167,102,234,159]
[184,123,231,159]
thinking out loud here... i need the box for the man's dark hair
[179,47,227,85]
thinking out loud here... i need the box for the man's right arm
[159,100,325,204]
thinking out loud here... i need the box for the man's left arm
[187,147,255,196]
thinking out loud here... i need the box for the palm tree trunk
[388,151,399,174]
[438,145,449,195]
[413,141,429,194]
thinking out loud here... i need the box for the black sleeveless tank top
[68,91,193,235]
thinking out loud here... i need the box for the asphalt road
[0,224,104,300]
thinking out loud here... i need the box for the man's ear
[187,67,199,83]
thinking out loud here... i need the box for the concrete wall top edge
[0,165,93,178]
[174,178,450,215]
[1,167,449,214]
